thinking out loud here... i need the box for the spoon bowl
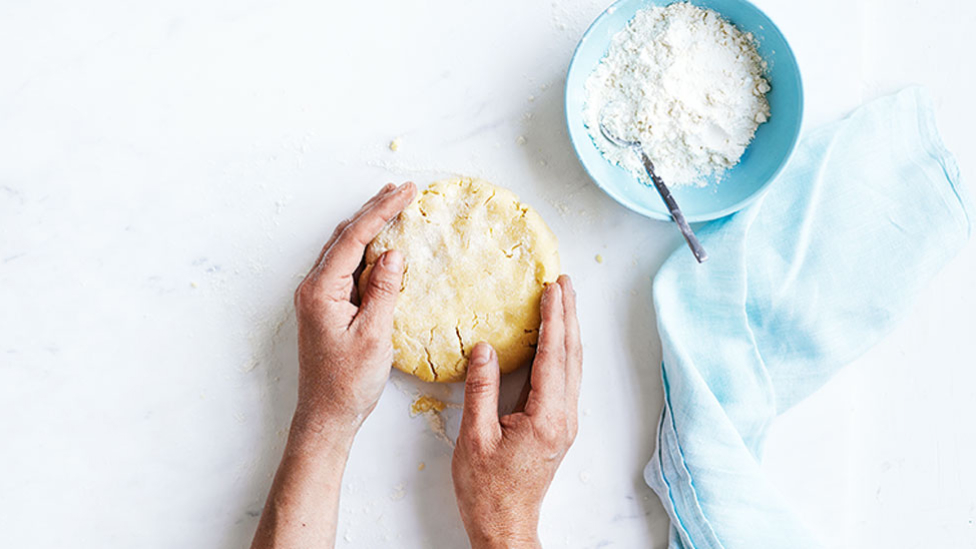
[598,106,708,264]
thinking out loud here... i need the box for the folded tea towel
[644,87,972,548]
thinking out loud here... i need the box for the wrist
[467,529,541,549]
[286,406,360,458]
[464,514,541,549]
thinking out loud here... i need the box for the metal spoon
[599,111,708,264]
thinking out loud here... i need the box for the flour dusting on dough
[360,177,560,382]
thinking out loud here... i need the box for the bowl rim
[563,0,805,223]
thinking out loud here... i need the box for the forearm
[250,416,357,549]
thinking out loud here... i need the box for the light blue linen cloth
[644,88,972,548]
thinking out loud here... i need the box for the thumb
[460,342,502,443]
[356,250,404,331]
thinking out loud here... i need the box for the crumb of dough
[190,281,198,288]
[417,462,426,471]
[410,395,447,416]
[389,137,401,152]
[515,135,527,146]
[579,471,591,484]
[390,483,406,501]
[595,254,604,264]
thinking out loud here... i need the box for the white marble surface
[1,0,974,547]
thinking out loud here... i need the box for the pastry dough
[360,177,560,382]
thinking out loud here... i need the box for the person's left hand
[251,182,417,549]
[292,182,417,434]
[451,276,582,548]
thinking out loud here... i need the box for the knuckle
[333,218,352,237]
[568,419,579,443]
[534,414,573,449]
[294,280,324,310]
[369,274,400,298]
[294,281,310,305]
[465,377,495,399]
[355,328,384,348]
[534,420,561,445]
[293,283,304,306]
[345,221,375,246]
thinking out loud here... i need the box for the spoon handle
[641,152,708,264]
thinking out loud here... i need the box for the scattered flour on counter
[583,2,771,187]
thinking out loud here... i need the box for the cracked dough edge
[358,177,560,383]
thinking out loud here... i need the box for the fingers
[311,182,417,299]
[459,343,502,445]
[354,250,404,334]
[322,182,415,278]
[559,275,582,407]
[526,282,566,414]
[312,183,396,270]
[558,276,581,440]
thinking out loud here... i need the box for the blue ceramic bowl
[565,0,803,222]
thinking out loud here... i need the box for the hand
[251,183,416,549]
[292,181,417,435]
[451,275,582,549]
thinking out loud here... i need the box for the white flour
[583,2,771,187]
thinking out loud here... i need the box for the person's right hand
[451,275,582,549]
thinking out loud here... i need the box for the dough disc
[359,177,560,382]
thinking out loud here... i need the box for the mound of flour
[583,2,771,187]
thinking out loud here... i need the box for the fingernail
[562,275,575,295]
[545,282,561,301]
[470,343,492,366]
[397,181,412,192]
[380,250,403,271]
